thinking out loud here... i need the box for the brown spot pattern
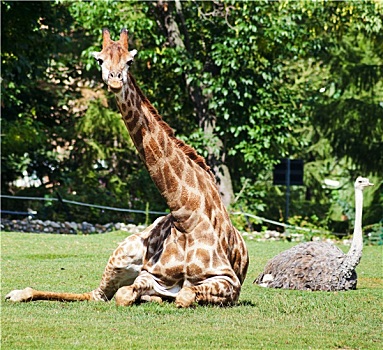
[92,32,249,306]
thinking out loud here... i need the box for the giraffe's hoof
[175,287,196,308]
[140,295,163,304]
[115,286,137,306]
[5,287,34,302]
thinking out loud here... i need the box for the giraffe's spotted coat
[5,28,249,308]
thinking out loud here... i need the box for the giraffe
[5,28,249,307]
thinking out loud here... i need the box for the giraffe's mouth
[108,80,123,93]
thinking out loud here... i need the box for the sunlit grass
[1,231,382,349]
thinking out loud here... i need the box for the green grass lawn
[1,231,382,350]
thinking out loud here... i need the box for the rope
[1,194,332,234]
[0,194,168,216]
[230,211,328,234]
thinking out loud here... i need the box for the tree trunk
[154,0,234,206]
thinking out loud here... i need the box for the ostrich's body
[254,177,373,291]
[255,241,357,291]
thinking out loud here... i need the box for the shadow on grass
[237,299,257,307]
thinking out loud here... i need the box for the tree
[1,1,74,190]
[310,1,383,175]
[2,0,381,228]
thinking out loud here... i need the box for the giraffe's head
[92,28,137,93]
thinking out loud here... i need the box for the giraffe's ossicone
[5,29,248,308]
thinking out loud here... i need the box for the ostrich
[254,176,373,291]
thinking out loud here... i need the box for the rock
[136,225,146,232]
[0,219,337,245]
[50,221,61,229]
[65,221,78,231]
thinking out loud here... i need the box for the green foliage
[1,1,75,188]
[1,0,382,228]
[286,214,334,242]
[364,223,383,246]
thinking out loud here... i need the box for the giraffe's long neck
[115,74,226,232]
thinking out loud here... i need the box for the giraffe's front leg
[114,285,138,306]
[115,268,179,306]
[101,217,170,302]
[174,287,197,308]
[114,270,155,306]
[91,232,147,301]
[114,286,165,305]
[175,276,240,308]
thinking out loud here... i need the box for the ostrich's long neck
[343,188,364,272]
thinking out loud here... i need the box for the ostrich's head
[92,28,137,93]
[354,176,374,191]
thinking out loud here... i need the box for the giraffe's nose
[108,71,124,92]
[109,71,122,80]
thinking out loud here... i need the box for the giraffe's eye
[127,59,133,67]
[96,58,104,66]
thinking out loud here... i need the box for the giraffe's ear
[130,49,137,58]
[127,50,137,68]
[92,52,103,66]
[102,28,111,49]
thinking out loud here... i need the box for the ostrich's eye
[96,58,104,66]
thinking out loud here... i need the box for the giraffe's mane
[128,73,216,181]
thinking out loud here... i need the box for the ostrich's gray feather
[254,241,357,291]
